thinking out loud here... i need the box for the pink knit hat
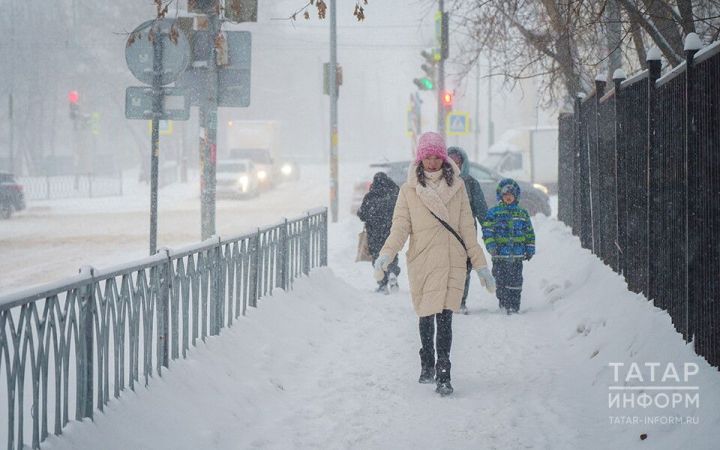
[415,132,448,162]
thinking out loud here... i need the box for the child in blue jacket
[482,179,535,314]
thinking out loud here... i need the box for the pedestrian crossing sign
[147,120,174,136]
[446,111,470,136]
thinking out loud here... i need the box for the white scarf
[408,161,462,222]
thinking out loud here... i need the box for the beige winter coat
[379,161,488,317]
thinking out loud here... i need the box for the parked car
[350,160,551,216]
[216,159,260,199]
[0,172,26,219]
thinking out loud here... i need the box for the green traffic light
[413,77,435,91]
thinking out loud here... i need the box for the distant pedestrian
[358,172,401,294]
[482,178,535,314]
[374,132,495,396]
[447,146,488,314]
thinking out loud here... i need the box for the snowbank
[42,216,719,449]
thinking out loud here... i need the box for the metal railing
[18,173,123,201]
[557,37,720,370]
[0,208,328,449]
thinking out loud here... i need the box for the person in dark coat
[358,172,401,293]
[447,146,489,314]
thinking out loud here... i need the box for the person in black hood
[358,172,401,293]
[447,146,489,314]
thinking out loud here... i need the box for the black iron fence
[558,39,720,369]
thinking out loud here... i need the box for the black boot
[435,358,453,396]
[419,366,435,384]
[418,348,435,383]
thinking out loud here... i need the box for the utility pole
[329,0,339,223]
[201,9,220,239]
[436,0,446,138]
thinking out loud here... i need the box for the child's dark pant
[492,259,524,312]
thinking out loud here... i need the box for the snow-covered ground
[40,214,720,450]
[0,163,368,292]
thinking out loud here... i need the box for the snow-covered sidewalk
[45,217,720,450]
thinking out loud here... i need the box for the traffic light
[441,90,453,110]
[68,90,79,119]
[413,77,434,90]
[421,48,441,63]
[413,49,439,91]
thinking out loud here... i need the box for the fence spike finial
[684,33,703,52]
[78,265,95,277]
[647,46,662,62]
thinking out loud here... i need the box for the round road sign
[125,18,190,86]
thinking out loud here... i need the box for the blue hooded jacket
[482,179,536,259]
[447,147,488,224]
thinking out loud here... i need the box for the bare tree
[451,0,719,104]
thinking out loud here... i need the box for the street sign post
[126,86,190,120]
[175,31,252,107]
[446,111,471,136]
[125,19,190,86]
[125,18,191,255]
[128,15,254,243]
[146,120,174,136]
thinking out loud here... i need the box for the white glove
[374,254,390,272]
[475,267,496,293]
[373,254,391,281]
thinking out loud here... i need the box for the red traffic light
[441,91,453,106]
[68,90,79,104]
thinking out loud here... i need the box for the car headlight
[533,183,549,195]
[257,170,267,181]
[238,175,249,191]
[281,164,293,176]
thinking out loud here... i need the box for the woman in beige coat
[374,132,495,396]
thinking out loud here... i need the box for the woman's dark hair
[416,161,454,187]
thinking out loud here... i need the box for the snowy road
[0,164,345,292]
[42,216,720,450]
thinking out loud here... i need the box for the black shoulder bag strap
[430,211,472,269]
